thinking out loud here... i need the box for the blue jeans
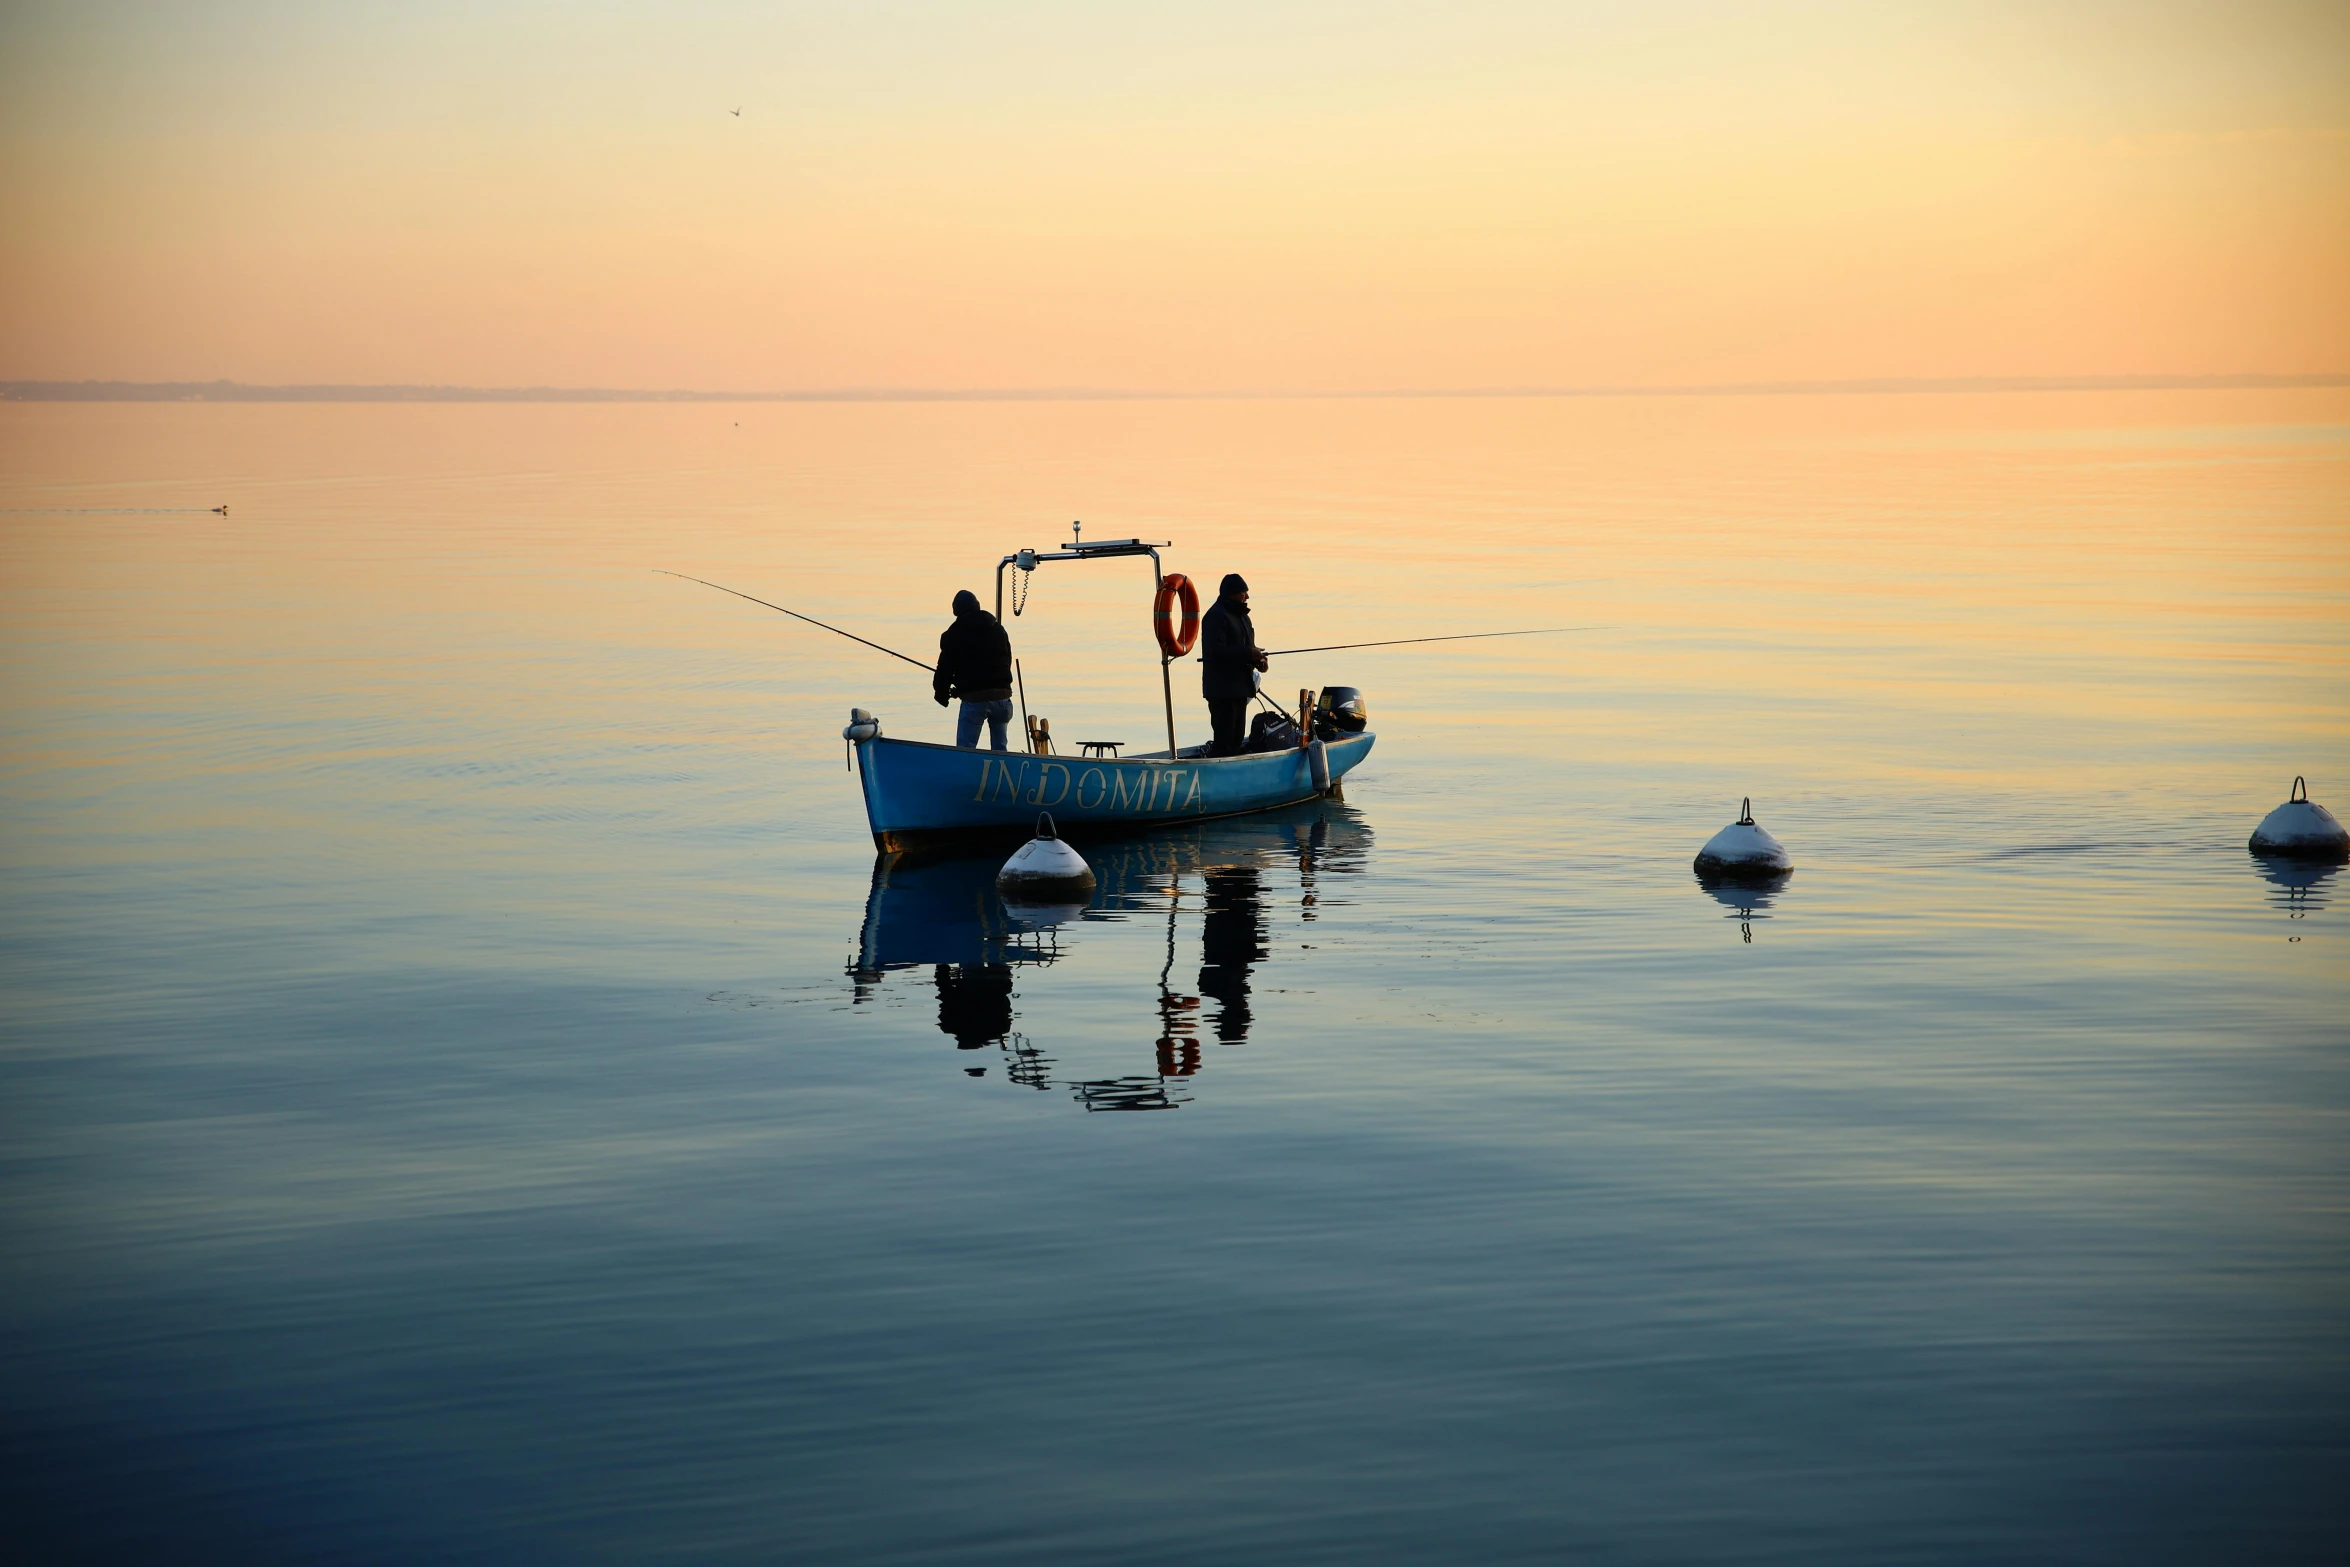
[956,698,1013,751]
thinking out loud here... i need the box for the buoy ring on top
[1153,574,1200,658]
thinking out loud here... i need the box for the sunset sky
[2,0,2344,391]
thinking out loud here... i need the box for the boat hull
[854,731,1373,851]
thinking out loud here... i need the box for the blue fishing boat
[851,729,1374,852]
[845,527,1374,851]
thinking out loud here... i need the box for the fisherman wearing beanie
[1198,572,1268,756]
[933,589,1015,750]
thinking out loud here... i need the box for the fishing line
[1260,626,1608,658]
[658,570,931,671]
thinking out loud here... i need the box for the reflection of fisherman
[1197,865,1266,1043]
[932,589,1015,750]
[934,963,1013,1047]
[1199,573,1268,757]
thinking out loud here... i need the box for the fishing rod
[1258,626,1607,658]
[658,570,931,671]
[1243,626,1606,714]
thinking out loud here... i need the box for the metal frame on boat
[993,529,1181,756]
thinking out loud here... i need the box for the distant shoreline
[3,373,2343,404]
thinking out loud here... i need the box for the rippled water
[3,393,2345,1563]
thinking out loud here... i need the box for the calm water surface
[3,393,2346,1563]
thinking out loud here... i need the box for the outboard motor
[1315,686,1367,740]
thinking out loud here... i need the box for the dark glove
[935,691,951,708]
[1253,651,1270,673]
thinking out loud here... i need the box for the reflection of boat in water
[1070,1076,1194,1113]
[2250,852,2339,921]
[934,963,1015,1049]
[849,852,1070,974]
[847,802,1371,1107]
[1694,867,1790,944]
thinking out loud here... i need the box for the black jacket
[1199,594,1259,701]
[934,593,1014,703]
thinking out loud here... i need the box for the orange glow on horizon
[2,2,2345,390]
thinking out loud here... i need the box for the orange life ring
[1152,573,1200,658]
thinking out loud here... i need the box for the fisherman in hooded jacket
[933,589,1016,750]
[1199,573,1269,756]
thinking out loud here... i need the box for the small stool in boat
[1078,741,1123,758]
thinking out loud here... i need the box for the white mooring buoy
[1693,798,1793,879]
[2249,776,2349,861]
[998,813,1097,902]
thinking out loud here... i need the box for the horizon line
[3,372,2344,404]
